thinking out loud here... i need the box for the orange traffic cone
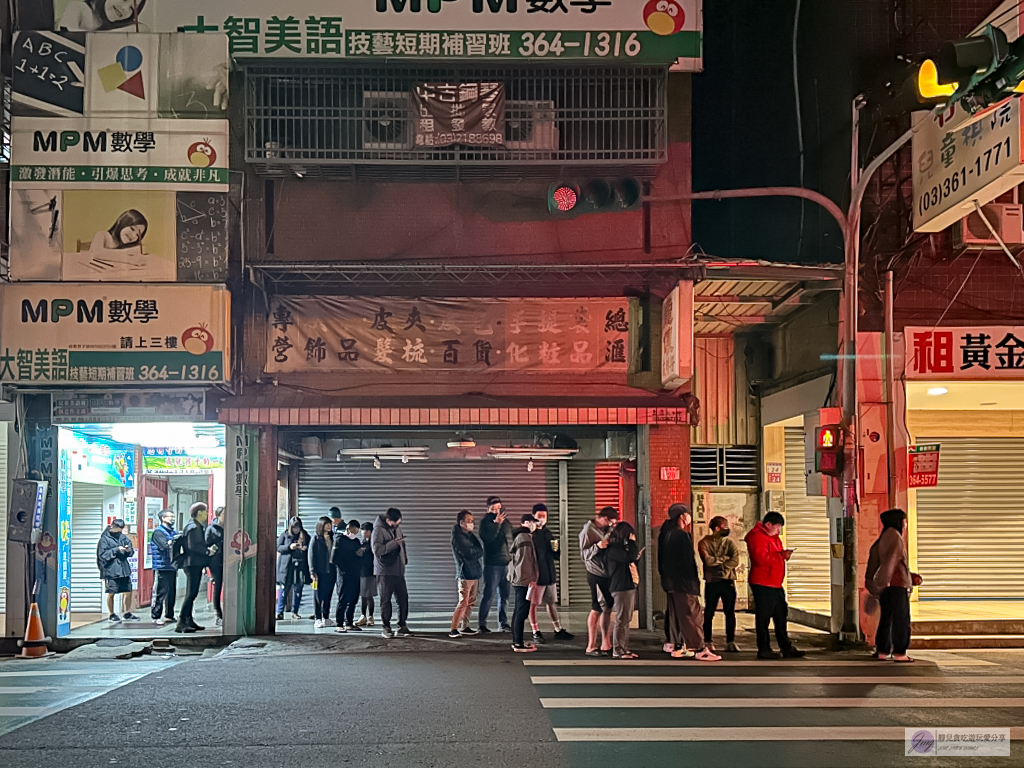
[17,602,54,659]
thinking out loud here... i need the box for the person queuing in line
[698,515,741,653]
[310,516,337,629]
[745,511,805,660]
[275,516,311,621]
[97,518,139,623]
[508,514,540,653]
[148,509,178,626]
[206,506,225,627]
[355,522,376,627]
[329,507,344,535]
[372,507,411,639]
[529,504,573,643]
[333,519,365,633]
[658,504,720,662]
[478,496,513,634]
[867,508,922,663]
[450,510,484,638]
[579,506,619,657]
[175,502,212,634]
[606,521,643,660]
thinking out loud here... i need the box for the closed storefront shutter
[784,427,830,609]
[0,428,8,614]
[566,461,621,608]
[71,484,107,613]
[298,460,556,610]
[916,437,1024,599]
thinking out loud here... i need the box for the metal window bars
[244,63,668,179]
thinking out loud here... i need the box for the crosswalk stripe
[531,675,1024,685]
[524,659,911,667]
[540,697,1024,708]
[0,707,55,716]
[552,726,1024,742]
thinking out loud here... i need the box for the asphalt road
[1,644,1022,768]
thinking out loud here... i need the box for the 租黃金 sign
[10,117,229,283]
[908,444,941,488]
[266,296,630,374]
[0,283,230,385]
[45,0,703,68]
[413,82,505,147]
[906,326,1024,378]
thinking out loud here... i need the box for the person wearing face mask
[698,516,742,653]
[449,510,484,638]
[866,508,922,663]
[529,503,573,643]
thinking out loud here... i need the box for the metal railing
[245,63,667,178]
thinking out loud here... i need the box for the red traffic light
[550,184,579,212]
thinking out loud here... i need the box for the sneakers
[314,619,325,628]
[554,629,575,641]
[174,625,196,634]
[381,627,395,639]
[781,647,806,658]
[459,626,478,636]
[671,647,696,659]
[354,616,368,627]
[190,623,206,631]
[334,625,348,634]
[532,631,546,644]
[397,625,413,637]
[323,619,336,628]
[123,613,141,622]
[275,612,284,621]
[448,629,462,638]
[477,626,492,634]
[725,641,740,653]
[291,612,301,620]
[367,616,375,627]
[154,618,168,626]
[512,643,537,653]
[345,624,362,632]
[216,617,223,627]
[695,648,722,662]
[108,614,122,623]
[663,642,675,654]
[499,624,513,633]
[757,650,782,660]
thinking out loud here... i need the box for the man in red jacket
[744,512,805,660]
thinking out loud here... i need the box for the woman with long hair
[311,516,337,628]
[90,209,148,253]
[59,0,148,31]
[276,516,311,620]
[605,521,644,659]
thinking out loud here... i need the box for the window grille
[244,63,667,179]
[691,446,759,488]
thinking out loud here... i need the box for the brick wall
[647,424,691,528]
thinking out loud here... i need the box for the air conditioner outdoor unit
[504,99,559,152]
[362,91,412,150]
[954,203,1024,249]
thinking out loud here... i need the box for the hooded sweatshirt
[579,520,609,577]
[698,531,741,582]
[371,515,407,576]
[97,527,134,579]
[744,521,786,588]
[866,526,912,595]
[507,527,539,587]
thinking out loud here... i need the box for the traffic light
[548,178,642,216]
[815,424,845,478]
[923,24,1024,115]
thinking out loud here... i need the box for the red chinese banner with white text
[266,296,630,374]
[905,326,1024,378]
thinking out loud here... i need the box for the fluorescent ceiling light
[337,447,429,458]
[488,447,579,460]
[926,387,948,396]
[447,435,477,448]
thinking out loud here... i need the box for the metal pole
[884,270,898,509]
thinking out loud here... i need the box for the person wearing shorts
[529,504,573,643]
[355,522,377,626]
[579,506,619,656]
[96,518,139,623]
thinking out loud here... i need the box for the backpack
[171,530,189,568]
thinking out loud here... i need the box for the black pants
[152,569,177,620]
[314,570,336,620]
[512,585,530,646]
[210,569,223,619]
[751,584,792,653]
[336,572,360,626]
[178,566,204,628]
[703,579,737,644]
[378,575,409,629]
[876,586,911,656]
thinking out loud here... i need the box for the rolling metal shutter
[0,428,8,613]
[783,427,830,608]
[298,460,556,610]
[916,437,1024,599]
[71,483,107,613]
[566,462,621,608]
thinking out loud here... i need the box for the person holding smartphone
[744,512,805,660]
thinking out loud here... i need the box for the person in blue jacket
[149,509,179,625]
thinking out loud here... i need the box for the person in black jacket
[529,504,573,643]
[477,496,513,633]
[97,518,139,623]
[450,510,484,638]
[276,516,311,620]
[175,503,212,634]
[206,507,225,627]
[606,521,642,659]
[355,522,376,626]
[310,516,336,628]
[332,519,364,632]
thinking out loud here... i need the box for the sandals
[612,652,639,660]
[893,655,915,663]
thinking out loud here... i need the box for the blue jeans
[478,564,510,629]
[276,580,304,614]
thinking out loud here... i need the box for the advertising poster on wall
[0,283,230,384]
[38,0,702,68]
[52,389,206,423]
[10,117,229,282]
[57,446,73,637]
[12,31,228,118]
[142,446,225,475]
[63,430,136,487]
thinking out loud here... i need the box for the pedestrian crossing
[524,652,1024,766]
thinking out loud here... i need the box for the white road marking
[540,697,1024,708]
[552,726,1024,742]
[524,659,905,667]
[0,707,55,716]
[531,675,1024,685]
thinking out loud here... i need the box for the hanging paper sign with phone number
[908,444,941,489]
